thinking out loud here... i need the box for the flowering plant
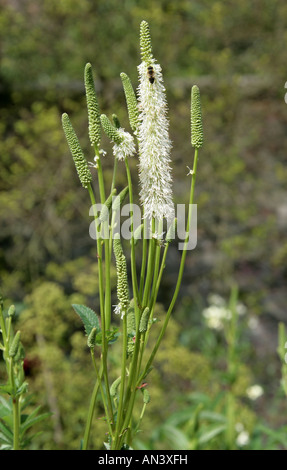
[62,20,203,450]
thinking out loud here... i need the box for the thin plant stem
[142,219,156,307]
[124,157,139,308]
[82,365,103,450]
[110,155,118,194]
[90,350,114,439]
[138,148,199,385]
[137,240,170,374]
[85,184,114,444]
[12,396,20,450]
[111,314,127,450]
[139,217,148,300]
[116,219,158,447]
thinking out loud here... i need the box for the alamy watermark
[89,201,197,250]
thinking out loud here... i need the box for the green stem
[90,350,114,439]
[117,219,157,447]
[82,365,103,450]
[124,158,139,309]
[86,184,114,443]
[111,314,128,450]
[142,219,156,308]
[137,240,170,374]
[12,396,20,450]
[139,217,148,300]
[138,148,199,385]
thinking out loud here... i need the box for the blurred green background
[1,0,287,449]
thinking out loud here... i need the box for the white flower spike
[137,21,174,221]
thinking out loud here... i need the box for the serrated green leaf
[72,304,100,336]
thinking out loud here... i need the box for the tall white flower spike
[137,21,174,222]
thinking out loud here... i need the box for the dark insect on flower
[147,65,155,84]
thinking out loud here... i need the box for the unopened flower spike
[110,376,121,398]
[139,307,150,333]
[8,305,15,317]
[137,21,174,221]
[101,114,123,145]
[62,113,92,189]
[113,236,130,319]
[84,63,101,147]
[140,20,153,64]
[101,114,136,161]
[191,85,203,149]
[120,73,139,133]
[87,327,97,348]
[9,330,21,358]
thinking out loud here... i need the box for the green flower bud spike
[87,327,97,348]
[113,236,130,318]
[120,73,139,133]
[100,114,124,145]
[84,63,101,147]
[140,20,153,64]
[127,306,136,335]
[191,85,203,149]
[110,376,121,398]
[139,307,150,333]
[62,113,92,189]
[141,387,150,404]
[9,330,21,358]
[8,305,15,317]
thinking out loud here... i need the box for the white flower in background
[248,316,259,331]
[203,293,247,330]
[235,422,244,433]
[246,384,264,400]
[236,430,250,447]
[137,21,174,221]
[236,302,247,316]
[235,423,250,447]
[202,305,231,331]
[207,293,226,307]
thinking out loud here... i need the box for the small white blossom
[246,384,264,400]
[113,303,125,320]
[236,430,250,447]
[248,316,259,331]
[235,422,244,433]
[236,302,247,316]
[202,305,231,330]
[112,128,136,161]
[207,293,226,307]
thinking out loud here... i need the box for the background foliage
[1,0,287,449]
